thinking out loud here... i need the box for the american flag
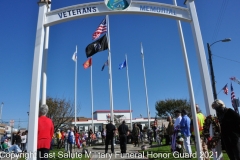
[231,83,239,113]
[222,83,228,95]
[92,18,107,40]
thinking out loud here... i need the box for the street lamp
[207,38,231,100]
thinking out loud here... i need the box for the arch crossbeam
[45,1,191,26]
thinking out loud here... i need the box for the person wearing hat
[212,99,240,160]
[118,120,129,154]
[105,120,116,154]
[56,129,62,149]
[180,109,192,155]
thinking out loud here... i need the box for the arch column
[186,0,215,116]
[185,0,221,159]
[28,1,48,160]
[41,4,51,105]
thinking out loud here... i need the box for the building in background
[70,110,167,132]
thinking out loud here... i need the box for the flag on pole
[222,83,228,95]
[72,51,77,62]
[101,60,108,71]
[119,60,126,69]
[83,57,92,69]
[231,83,239,113]
[92,18,107,40]
[85,34,108,58]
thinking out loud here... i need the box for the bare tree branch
[40,97,80,133]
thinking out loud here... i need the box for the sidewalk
[81,143,149,160]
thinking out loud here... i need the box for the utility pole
[207,38,231,100]
[207,43,217,100]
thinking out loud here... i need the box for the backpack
[67,132,74,144]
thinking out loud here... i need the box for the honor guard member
[118,120,129,154]
[105,120,116,154]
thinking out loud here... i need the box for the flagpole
[74,45,77,126]
[125,54,132,129]
[90,58,94,131]
[141,43,150,128]
[106,15,114,123]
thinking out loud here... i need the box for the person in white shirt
[173,110,182,128]
[171,110,182,152]
[21,132,27,152]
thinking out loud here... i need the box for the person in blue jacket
[180,109,192,155]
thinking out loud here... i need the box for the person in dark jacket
[137,123,143,142]
[15,131,22,147]
[212,99,240,160]
[101,129,106,144]
[151,124,157,142]
[105,120,116,154]
[11,132,17,145]
[118,120,128,154]
[88,129,93,146]
[1,132,8,145]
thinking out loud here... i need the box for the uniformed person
[105,120,116,153]
[132,123,140,147]
[118,120,129,154]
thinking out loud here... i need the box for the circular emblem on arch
[105,0,132,11]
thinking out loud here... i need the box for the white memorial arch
[28,0,220,159]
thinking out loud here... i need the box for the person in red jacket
[60,130,65,148]
[37,104,54,160]
[75,131,80,148]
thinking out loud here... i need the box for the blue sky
[0,0,240,129]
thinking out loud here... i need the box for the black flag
[85,34,108,58]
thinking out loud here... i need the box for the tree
[41,97,79,132]
[155,98,191,118]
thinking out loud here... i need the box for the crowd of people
[53,127,102,152]
[35,99,240,160]
[169,99,240,160]
[0,130,27,154]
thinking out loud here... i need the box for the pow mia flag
[85,34,108,58]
